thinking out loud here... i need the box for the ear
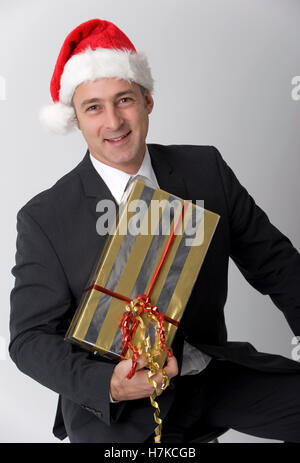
[73,105,81,130]
[144,90,154,114]
[71,96,81,130]
[73,114,80,130]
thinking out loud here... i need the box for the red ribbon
[85,200,189,378]
[119,294,176,378]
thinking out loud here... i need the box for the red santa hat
[39,19,154,134]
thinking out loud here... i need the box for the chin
[114,150,139,163]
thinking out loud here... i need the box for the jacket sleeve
[9,207,125,426]
[213,146,300,337]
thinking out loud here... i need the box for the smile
[105,131,131,143]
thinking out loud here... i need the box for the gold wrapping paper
[65,180,220,368]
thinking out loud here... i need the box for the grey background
[1,0,299,443]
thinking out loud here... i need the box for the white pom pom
[39,102,77,135]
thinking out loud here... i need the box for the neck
[89,146,146,175]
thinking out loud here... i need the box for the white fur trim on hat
[60,47,154,104]
[40,47,154,134]
[39,102,77,135]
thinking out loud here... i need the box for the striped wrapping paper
[65,180,220,367]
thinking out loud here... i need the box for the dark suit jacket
[9,144,300,442]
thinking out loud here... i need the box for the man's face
[72,78,154,173]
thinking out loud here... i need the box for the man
[9,18,300,443]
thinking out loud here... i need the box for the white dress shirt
[90,147,212,400]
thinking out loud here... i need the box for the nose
[104,104,124,131]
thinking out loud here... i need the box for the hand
[109,353,178,402]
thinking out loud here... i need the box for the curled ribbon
[85,200,189,442]
[119,294,172,443]
[119,294,173,379]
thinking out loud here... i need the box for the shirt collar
[89,146,159,204]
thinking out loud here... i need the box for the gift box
[65,179,220,368]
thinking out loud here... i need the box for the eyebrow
[80,90,136,109]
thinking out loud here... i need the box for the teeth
[108,133,128,142]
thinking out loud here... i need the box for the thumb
[136,353,148,370]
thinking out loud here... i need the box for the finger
[148,375,162,396]
[166,353,178,366]
[135,353,148,370]
[148,370,164,393]
[165,353,175,367]
[163,350,173,367]
[164,355,178,377]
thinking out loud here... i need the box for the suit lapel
[76,150,118,204]
[148,144,188,199]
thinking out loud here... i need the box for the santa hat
[39,19,154,134]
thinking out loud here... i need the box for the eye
[119,97,132,104]
[86,105,100,112]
